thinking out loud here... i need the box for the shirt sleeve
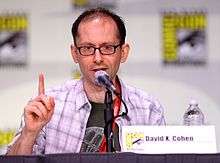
[5,115,46,155]
[148,97,166,125]
[4,115,25,155]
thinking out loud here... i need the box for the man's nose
[93,49,103,64]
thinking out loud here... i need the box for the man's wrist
[20,127,39,143]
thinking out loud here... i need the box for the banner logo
[162,10,207,65]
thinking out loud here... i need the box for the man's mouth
[92,68,107,72]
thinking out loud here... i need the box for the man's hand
[6,74,55,155]
[23,73,55,136]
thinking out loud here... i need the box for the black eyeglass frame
[76,43,122,56]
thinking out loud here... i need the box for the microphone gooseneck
[95,70,130,152]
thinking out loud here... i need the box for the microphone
[95,70,129,119]
[95,70,116,92]
[95,70,115,152]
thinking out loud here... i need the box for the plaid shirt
[7,78,165,154]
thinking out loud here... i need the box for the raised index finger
[38,73,45,95]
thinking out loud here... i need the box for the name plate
[121,125,216,154]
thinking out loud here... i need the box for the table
[1,153,220,163]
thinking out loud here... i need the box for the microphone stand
[104,88,114,152]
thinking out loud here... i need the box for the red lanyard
[98,77,121,152]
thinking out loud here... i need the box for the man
[6,7,165,155]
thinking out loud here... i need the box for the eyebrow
[77,42,119,47]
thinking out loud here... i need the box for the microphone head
[95,70,109,86]
[95,70,108,80]
[95,70,116,91]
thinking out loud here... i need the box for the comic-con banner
[71,0,117,9]
[0,13,28,66]
[0,12,28,154]
[0,130,15,154]
[162,10,207,65]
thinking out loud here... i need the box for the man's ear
[70,44,79,63]
[120,43,130,63]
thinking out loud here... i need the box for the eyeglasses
[76,44,121,56]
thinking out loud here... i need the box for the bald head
[71,7,126,45]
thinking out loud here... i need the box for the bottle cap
[189,99,198,106]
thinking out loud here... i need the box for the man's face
[71,16,129,85]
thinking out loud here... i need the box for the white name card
[121,125,216,154]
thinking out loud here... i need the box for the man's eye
[83,46,93,50]
[103,45,113,50]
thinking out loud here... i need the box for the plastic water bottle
[183,99,205,125]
